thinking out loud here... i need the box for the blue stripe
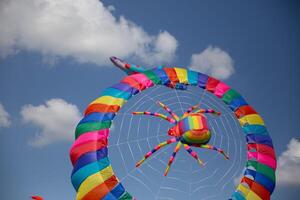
[229,97,248,111]
[72,147,108,175]
[246,134,273,147]
[112,183,126,198]
[244,169,275,193]
[242,125,268,135]
[152,68,170,85]
[71,157,110,191]
[231,191,245,200]
[111,82,139,95]
[102,183,126,200]
[101,87,132,100]
[187,70,199,86]
[102,193,118,200]
[79,112,115,125]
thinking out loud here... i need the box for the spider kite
[133,101,229,176]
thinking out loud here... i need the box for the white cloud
[0,103,11,128]
[277,138,300,185]
[0,0,178,65]
[20,98,81,147]
[189,46,235,80]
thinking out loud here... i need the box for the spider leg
[132,111,176,124]
[183,144,205,166]
[164,141,182,176]
[157,101,179,121]
[194,109,221,116]
[182,104,200,118]
[136,137,178,167]
[195,144,229,160]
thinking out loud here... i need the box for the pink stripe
[131,73,154,89]
[214,82,231,98]
[247,152,277,170]
[146,152,152,157]
[70,129,109,151]
[247,144,276,159]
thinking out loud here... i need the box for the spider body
[132,101,229,176]
[168,113,211,145]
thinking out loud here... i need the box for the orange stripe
[121,76,143,91]
[81,175,119,200]
[84,104,120,116]
[163,68,179,83]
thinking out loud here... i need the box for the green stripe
[222,89,241,104]
[246,160,275,182]
[75,121,111,139]
[119,192,133,200]
[143,70,161,84]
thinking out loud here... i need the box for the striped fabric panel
[71,74,155,200]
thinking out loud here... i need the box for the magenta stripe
[214,82,231,98]
[248,152,277,170]
[130,73,154,89]
[70,129,109,151]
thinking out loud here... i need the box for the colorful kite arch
[70,57,276,200]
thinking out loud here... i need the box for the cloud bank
[189,46,235,80]
[20,98,81,147]
[277,138,300,185]
[0,103,11,128]
[0,0,178,65]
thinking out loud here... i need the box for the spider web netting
[108,85,246,200]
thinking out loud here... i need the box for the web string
[108,86,246,200]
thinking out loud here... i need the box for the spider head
[168,126,182,137]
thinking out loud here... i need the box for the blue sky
[0,0,300,199]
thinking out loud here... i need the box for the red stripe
[206,77,220,92]
[70,139,107,165]
[242,177,270,200]
[121,76,143,91]
[247,143,276,159]
[235,105,257,118]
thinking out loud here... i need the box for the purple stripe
[246,134,273,147]
[71,147,108,175]
[110,83,139,95]
[198,73,209,88]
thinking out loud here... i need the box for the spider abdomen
[181,129,211,144]
[176,114,212,144]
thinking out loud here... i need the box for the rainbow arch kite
[70,57,276,200]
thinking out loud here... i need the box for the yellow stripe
[174,68,188,84]
[192,117,200,129]
[237,184,262,200]
[89,96,126,107]
[185,130,210,141]
[76,165,114,200]
[238,114,264,126]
